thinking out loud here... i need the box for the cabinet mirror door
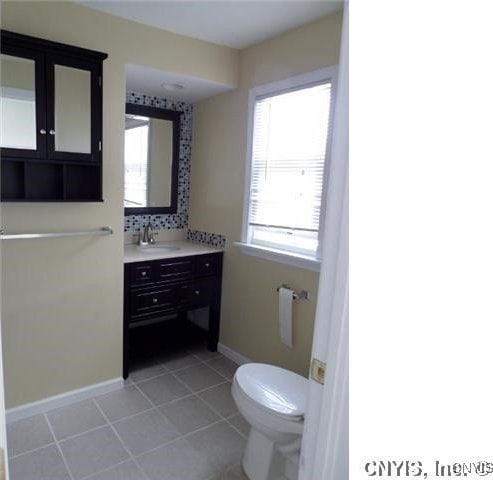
[46,55,101,162]
[0,48,46,158]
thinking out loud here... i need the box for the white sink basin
[137,244,180,252]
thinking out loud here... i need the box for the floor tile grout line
[79,458,134,480]
[7,419,91,468]
[91,393,234,479]
[43,413,76,480]
[131,351,234,385]
[159,359,242,428]
[131,381,182,429]
[132,418,226,462]
[133,371,230,398]
[131,379,190,411]
[203,363,235,382]
[196,392,240,428]
[194,379,230,394]
[132,352,240,435]
[8,350,239,478]
[128,361,171,383]
[95,381,226,427]
[129,379,212,441]
[90,400,232,476]
[108,357,241,463]
[167,366,226,399]
[104,397,237,466]
[169,358,234,392]
[159,355,203,372]
[224,417,248,440]
[187,383,245,441]
[8,441,57,461]
[125,380,241,452]
[193,353,236,382]
[92,392,156,425]
[49,422,109,445]
[91,398,153,480]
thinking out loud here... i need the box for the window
[124,115,150,207]
[239,67,336,270]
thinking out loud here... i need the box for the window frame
[237,65,338,271]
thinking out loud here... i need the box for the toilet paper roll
[278,287,293,348]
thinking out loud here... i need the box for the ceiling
[79,1,343,49]
[126,64,235,103]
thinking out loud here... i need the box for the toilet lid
[235,363,308,420]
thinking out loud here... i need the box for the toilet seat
[234,363,308,421]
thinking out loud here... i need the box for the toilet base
[243,428,299,480]
[284,453,300,480]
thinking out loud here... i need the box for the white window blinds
[248,81,332,256]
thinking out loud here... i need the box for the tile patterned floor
[7,346,250,480]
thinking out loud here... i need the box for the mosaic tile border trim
[187,229,226,248]
[124,91,192,233]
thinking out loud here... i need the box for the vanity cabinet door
[195,254,219,277]
[0,46,46,159]
[46,54,102,162]
[178,279,216,309]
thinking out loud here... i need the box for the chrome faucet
[139,222,156,246]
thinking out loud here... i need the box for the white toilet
[232,363,308,480]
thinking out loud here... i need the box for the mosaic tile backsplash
[124,91,192,232]
[187,229,226,248]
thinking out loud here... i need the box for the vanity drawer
[195,254,219,277]
[178,279,215,308]
[130,264,153,286]
[156,259,194,283]
[130,286,176,317]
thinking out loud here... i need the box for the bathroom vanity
[123,242,224,378]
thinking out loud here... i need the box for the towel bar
[0,226,114,240]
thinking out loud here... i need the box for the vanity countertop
[124,241,224,264]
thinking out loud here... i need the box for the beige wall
[189,12,343,376]
[0,1,239,408]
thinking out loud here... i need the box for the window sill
[234,242,321,272]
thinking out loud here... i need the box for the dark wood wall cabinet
[123,253,223,378]
[0,30,108,202]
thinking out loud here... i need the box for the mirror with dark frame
[124,103,180,215]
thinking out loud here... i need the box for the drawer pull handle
[194,290,200,295]
[205,263,210,268]
[141,271,147,276]
[152,298,158,304]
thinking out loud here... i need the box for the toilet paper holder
[276,284,310,301]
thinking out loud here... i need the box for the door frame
[298,3,348,479]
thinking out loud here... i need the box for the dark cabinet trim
[0,30,107,202]
[123,253,224,378]
[45,53,103,163]
[1,30,108,62]
[124,103,181,215]
[0,43,47,160]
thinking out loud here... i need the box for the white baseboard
[6,377,123,424]
[218,342,252,366]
